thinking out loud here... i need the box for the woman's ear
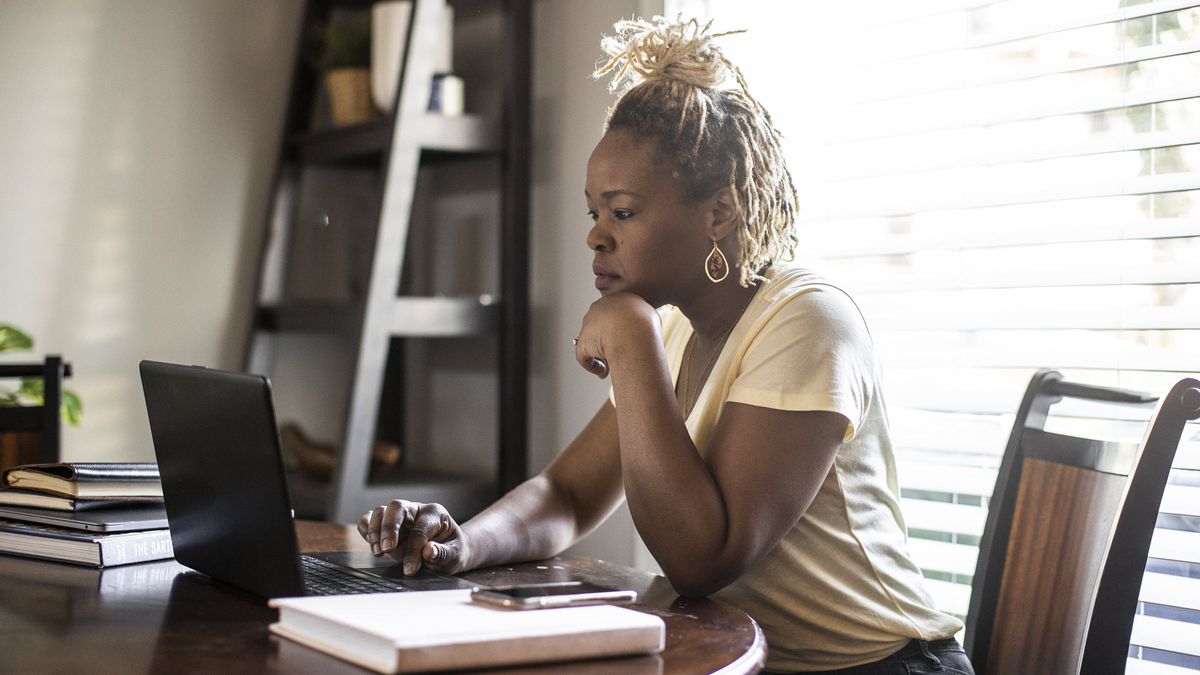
[708,187,740,241]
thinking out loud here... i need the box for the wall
[530,0,661,570]
[0,0,661,570]
[0,1,301,462]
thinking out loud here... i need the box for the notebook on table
[139,360,473,598]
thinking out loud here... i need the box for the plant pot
[325,67,376,127]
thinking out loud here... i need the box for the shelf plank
[256,302,362,332]
[288,118,392,164]
[257,297,500,337]
[412,113,501,153]
[286,114,501,164]
[387,296,501,337]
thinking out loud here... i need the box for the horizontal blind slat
[1150,528,1200,564]
[807,217,1200,258]
[901,498,988,536]
[922,577,972,617]
[822,127,1200,183]
[829,85,1200,144]
[1126,659,1200,675]
[852,36,1200,107]
[1140,571,1200,611]
[899,462,998,495]
[1131,614,1200,657]
[908,538,980,577]
[1161,484,1200,517]
[860,0,1200,64]
[805,171,1200,220]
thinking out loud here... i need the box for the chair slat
[1021,427,1139,475]
[987,458,1125,675]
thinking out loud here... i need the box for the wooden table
[0,521,765,674]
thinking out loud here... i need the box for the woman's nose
[586,220,613,252]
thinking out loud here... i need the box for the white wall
[0,0,661,570]
[0,1,301,462]
[530,0,663,570]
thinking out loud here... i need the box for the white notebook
[269,589,665,674]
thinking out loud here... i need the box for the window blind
[671,0,1200,669]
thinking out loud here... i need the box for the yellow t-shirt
[650,266,962,671]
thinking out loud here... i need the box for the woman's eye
[586,209,599,221]
[613,209,634,220]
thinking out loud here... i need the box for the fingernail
[372,543,380,556]
[380,538,392,551]
[403,560,416,575]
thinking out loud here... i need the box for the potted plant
[312,12,376,127]
[0,324,82,469]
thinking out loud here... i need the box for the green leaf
[62,389,83,427]
[18,377,44,405]
[6,378,83,426]
[0,324,34,353]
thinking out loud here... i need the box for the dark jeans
[766,638,975,675]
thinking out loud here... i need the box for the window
[669,0,1200,669]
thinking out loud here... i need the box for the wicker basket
[325,67,377,127]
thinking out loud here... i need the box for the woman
[358,17,971,674]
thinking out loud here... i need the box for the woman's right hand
[356,500,471,576]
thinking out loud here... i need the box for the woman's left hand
[574,292,661,379]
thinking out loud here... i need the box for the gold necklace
[680,323,735,418]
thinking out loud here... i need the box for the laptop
[0,505,168,533]
[139,360,474,598]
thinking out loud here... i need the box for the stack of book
[0,462,174,567]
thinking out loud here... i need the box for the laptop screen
[140,360,306,597]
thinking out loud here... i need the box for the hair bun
[594,17,743,93]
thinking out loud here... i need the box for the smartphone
[470,581,637,609]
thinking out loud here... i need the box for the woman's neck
[676,272,759,342]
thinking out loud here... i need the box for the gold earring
[705,239,729,283]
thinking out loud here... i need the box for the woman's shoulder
[759,265,861,316]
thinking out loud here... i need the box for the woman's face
[584,129,712,307]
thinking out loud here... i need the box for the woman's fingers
[363,506,384,555]
[574,338,609,379]
[355,500,466,573]
[365,499,412,558]
[403,503,454,575]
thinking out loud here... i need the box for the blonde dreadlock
[594,16,800,287]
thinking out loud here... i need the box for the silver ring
[572,336,580,345]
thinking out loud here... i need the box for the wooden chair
[0,356,69,470]
[964,369,1200,675]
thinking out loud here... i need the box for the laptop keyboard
[300,555,411,596]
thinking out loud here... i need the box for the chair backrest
[0,356,68,470]
[964,369,1200,675]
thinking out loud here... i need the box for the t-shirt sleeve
[726,286,875,441]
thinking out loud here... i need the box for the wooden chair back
[0,356,68,470]
[964,369,1200,675]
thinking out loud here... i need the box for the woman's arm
[459,401,626,570]
[359,400,626,575]
[577,293,846,597]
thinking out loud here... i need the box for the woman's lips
[593,266,618,290]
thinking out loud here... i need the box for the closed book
[269,589,665,674]
[0,487,163,511]
[2,463,162,499]
[0,518,174,567]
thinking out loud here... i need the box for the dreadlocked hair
[593,16,800,287]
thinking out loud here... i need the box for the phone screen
[486,581,616,598]
[470,581,637,608]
